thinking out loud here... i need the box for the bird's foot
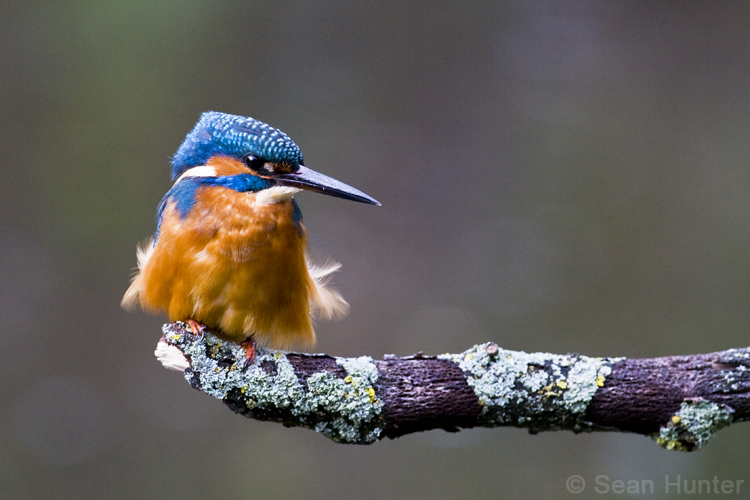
[239,336,257,370]
[185,319,205,342]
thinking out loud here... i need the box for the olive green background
[2,1,749,498]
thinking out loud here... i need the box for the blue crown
[170,112,304,181]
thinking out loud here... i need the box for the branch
[156,322,750,451]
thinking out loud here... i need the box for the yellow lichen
[541,382,563,398]
[596,374,606,387]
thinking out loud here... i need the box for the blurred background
[2,1,749,498]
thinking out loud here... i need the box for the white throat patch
[255,186,301,205]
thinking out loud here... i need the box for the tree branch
[156,322,750,451]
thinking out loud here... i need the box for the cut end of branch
[155,335,190,372]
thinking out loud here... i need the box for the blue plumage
[171,112,304,181]
[158,177,203,220]
[210,173,276,193]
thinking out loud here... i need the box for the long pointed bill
[274,166,380,205]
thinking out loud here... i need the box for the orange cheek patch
[205,155,252,176]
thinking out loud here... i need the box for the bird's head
[171,111,379,205]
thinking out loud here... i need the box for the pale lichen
[304,356,382,443]
[439,343,620,432]
[653,399,734,451]
[162,324,383,444]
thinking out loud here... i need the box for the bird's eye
[244,155,268,172]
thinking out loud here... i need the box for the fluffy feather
[120,237,155,312]
[307,259,349,320]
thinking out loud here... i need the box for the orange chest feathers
[131,185,318,348]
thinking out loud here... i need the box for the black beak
[274,166,380,205]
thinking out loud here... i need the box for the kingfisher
[122,111,379,364]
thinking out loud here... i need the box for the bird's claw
[185,319,205,342]
[239,337,257,370]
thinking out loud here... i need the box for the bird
[122,111,379,364]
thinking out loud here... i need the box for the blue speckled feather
[171,112,305,181]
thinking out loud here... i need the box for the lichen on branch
[157,322,750,450]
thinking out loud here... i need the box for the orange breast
[132,184,316,349]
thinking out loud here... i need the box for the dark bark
[585,350,750,433]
